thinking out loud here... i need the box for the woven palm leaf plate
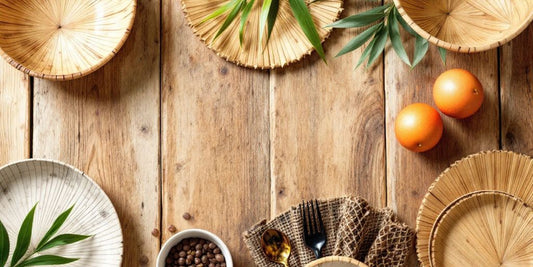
[393,0,533,53]
[180,0,343,69]
[0,159,123,266]
[0,0,136,80]
[306,256,369,267]
[417,151,533,267]
[430,191,533,267]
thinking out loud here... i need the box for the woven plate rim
[305,256,369,267]
[392,0,533,53]
[0,0,137,81]
[429,191,532,267]
[427,190,527,267]
[415,150,533,267]
[179,0,344,69]
[0,158,124,266]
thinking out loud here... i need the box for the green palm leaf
[412,35,429,67]
[389,9,410,66]
[11,204,37,267]
[214,0,245,40]
[336,23,382,57]
[0,221,9,267]
[239,0,256,45]
[289,0,326,62]
[327,4,389,28]
[16,255,78,267]
[367,25,388,67]
[259,0,273,42]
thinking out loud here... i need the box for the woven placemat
[243,196,413,267]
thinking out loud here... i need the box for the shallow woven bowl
[430,192,533,267]
[0,0,136,80]
[416,151,533,267]
[306,256,369,267]
[393,0,533,52]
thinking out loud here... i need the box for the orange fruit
[395,103,443,152]
[433,69,484,119]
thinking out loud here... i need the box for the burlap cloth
[243,196,413,267]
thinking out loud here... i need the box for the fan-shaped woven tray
[393,0,533,53]
[0,159,123,266]
[430,191,533,267]
[416,151,533,267]
[180,0,343,69]
[0,0,136,80]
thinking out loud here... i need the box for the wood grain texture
[385,44,500,265]
[271,0,386,215]
[31,0,161,265]
[161,0,270,266]
[0,61,30,164]
[501,24,533,153]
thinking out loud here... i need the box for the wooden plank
[161,1,271,266]
[384,43,500,264]
[271,0,386,214]
[501,25,533,153]
[0,61,30,164]
[32,0,161,265]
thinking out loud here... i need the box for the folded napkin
[243,196,413,267]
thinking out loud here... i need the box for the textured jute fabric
[243,196,413,267]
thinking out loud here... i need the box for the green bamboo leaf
[0,220,9,267]
[214,0,245,40]
[239,0,255,45]
[16,255,78,267]
[438,47,447,65]
[336,23,382,57]
[394,7,417,36]
[367,26,389,67]
[355,37,377,69]
[201,0,239,24]
[289,0,326,62]
[35,205,74,251]
[388,9,410,66]
[326,4,389,28]
[265,0,279,44]
[259,0,273,42]
[37,234,91,252]
[11,204,37,267]
[412,35,429,68]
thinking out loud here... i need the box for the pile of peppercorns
[165,238,226,267]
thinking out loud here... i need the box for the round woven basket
[0,0,136,80]
[180,0,343,69]
[429,191,533,267]
[416,151,533,267]
[306,256,368,267]
[393,0,533,53]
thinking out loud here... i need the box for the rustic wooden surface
[0,0,532,266]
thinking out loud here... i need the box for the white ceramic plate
[0,159,123,266]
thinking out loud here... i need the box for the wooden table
[0,0,531,266]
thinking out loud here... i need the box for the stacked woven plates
[416,151,533,267]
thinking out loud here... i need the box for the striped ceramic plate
[0,159,123,266]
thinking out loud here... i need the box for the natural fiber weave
[416,151,533,267]
[180,0,343,69]
[243,196,413,267]
[393,0,533,53]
